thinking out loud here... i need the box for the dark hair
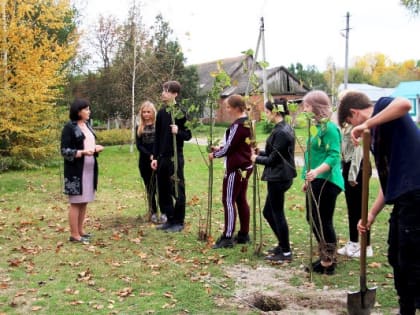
[337,91,372,127]
[69,99,90,121]
[265,98,289,116]
[162,80,181,94]
[225,94,246,111]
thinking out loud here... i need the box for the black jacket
[60,121,98,195]
[255,121,297,182]
[153,104,192,159]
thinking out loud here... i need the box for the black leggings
[306,179,341,244]
[342,161,371,244]
[263,180,293,253]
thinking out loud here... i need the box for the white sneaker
[337,242,351,256]
[160,214,167,224]
[151,213,158,223]
[346,241,360,257]
[349,245,373,258]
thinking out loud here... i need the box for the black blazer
[60,121,98,195]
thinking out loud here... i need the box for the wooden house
[196,55,310,123]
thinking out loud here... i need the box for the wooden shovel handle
[360,129,371,291]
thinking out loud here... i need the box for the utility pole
[343,12,350,89]
[331,62,336,106]
[260,17,268,104]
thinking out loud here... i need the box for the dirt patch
[217,264,382,315]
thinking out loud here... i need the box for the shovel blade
[347,288,377,315]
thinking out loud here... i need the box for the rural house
[196,55,310,123]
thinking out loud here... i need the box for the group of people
[61,83,420,314]
[61,81,190,241]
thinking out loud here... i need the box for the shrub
[96,129,131,146]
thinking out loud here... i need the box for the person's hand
[302,182,308,192]
[81,149,94,156]
[151,159,157,170]
[349,180,358,187]
[208,152,214,161]
[95,145,104,153]
[351,123,368,145]
[170,124,178,134]
[210,146,220,152]
[357,212,376,233]
[251,154,257,163]
[305,169,318,182]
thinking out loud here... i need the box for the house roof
[338,83,394,102]
[391,81,420,98]
[195,55,310,97]
[195,55,256,95]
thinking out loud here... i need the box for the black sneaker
[234,233,251,244]
[164,224,184,233]
[68,236,89,244]
[267,245,282,255]
[212,236,234,249]
[265,252,293,263]
[156,222,172,230]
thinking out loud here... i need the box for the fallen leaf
[368,262,382,268]
[164,292,174,299]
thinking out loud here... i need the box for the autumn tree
[0,0,78,170]
[67,6,199,131]
[93,15,121,70]
[351,53,420,87]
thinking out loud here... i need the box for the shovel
[347,129,377,315]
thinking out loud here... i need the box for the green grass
[0,142,398,314]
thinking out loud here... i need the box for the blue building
[391,81,420,122]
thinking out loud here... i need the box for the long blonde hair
[137,101,156,136]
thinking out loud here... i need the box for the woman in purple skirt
[61,99,104,243]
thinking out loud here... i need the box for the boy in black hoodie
[151,81,192,232]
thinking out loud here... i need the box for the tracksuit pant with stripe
[222,168,252,238]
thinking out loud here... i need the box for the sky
[77,0,420,71]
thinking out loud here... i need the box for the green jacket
[302,121,345,191]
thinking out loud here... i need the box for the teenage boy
[151,81,191,233]
[338,92,420,315]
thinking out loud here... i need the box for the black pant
[388,189,420,315]
[306,179,341,245]
[342,161,371,244]
[156,155,186,225]
[263,180,293,253]
[139,156,157,214]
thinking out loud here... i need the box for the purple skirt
[69,156,95,204]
